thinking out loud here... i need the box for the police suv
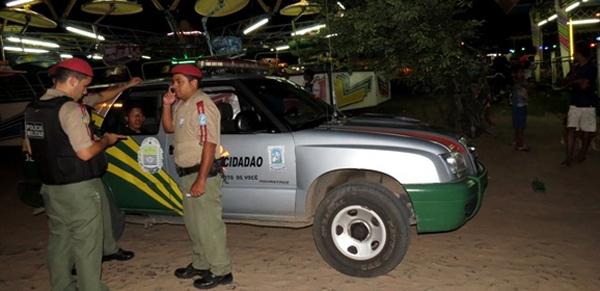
[22,72,487,277]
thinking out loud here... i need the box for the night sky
[5,0,535,51]
[469,0,535,52]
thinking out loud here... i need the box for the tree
[317,0,485,135]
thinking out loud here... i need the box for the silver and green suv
[22,74,487,277]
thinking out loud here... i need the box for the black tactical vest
[24,96,108,185]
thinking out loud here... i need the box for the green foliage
[317,0,482,95]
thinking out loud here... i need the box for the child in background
[511,64,529,151]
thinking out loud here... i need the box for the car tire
[312,181,410,277]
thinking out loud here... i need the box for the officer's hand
[103,133,127,146]
[127,77,143,88]
[190,179,206,197]
[163,87,177,106]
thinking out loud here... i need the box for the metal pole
[324,0,336,108]
[596,46,599,95]
[1,19,6,62]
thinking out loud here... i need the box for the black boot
[102,248,135,262]
[175,263,210,279]
[193,272,233,289]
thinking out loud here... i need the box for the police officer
[162,64,233,289]
[24,58,124,291]
[36,70,140,265]
[78,77,141,262]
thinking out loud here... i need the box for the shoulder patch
[79,104,90,125]
[198,113,208,125]
[196,100,207,125]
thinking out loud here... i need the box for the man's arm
[22,137,31,154]
[189,142,216,196]
[92,77,143,104]
[189,99,220,197]
[75,133,124,161]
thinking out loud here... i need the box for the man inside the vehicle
[123,104,147,135]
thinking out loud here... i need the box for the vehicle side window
[209,92,241,134]
[100,89,162,135]
[206,87,274,134]
[241,78,328,131]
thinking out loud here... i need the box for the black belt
[176,163,221,177]
[176,165,200,177]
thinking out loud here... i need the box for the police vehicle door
[205,83,297,220]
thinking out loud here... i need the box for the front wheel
[312,182,411,277]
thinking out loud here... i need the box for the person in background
[523,60,534,82]
[162,64,233,289]
[23,58,124,291]
[511,63,529,151]
[303,69,320,98]
[562,44,598,166]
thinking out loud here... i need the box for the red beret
[170,64,203,79]
[49,58,94,77]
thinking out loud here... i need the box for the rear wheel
[312,182,410,277]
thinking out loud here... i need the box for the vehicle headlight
[441,151,467,178]
[459,136,478,158]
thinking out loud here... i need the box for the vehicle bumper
[405,162,488,233]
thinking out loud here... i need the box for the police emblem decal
[268,145,285,170]
[138,137,164,174]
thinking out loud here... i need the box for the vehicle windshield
[241,76,335,131]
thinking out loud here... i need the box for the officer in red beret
[31,59,141,265]
[162,64,233,289]
[24,57,126,290]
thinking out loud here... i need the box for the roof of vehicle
[88,73,282,91]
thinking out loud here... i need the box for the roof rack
[141,57,268,80]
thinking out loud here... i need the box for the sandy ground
[1,111,600,291]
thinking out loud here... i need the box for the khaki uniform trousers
[181,174,231,276]
[101,190,119,255]
[41,178,109,291]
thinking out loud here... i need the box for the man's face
[70,76,92,100]
[171,74,197,100]
[127,107,145,132]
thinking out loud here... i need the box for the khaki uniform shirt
[38,89,95,151]
[82,93,101,107]
[172,90,220,168]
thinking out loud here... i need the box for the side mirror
[235,111,261,133]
